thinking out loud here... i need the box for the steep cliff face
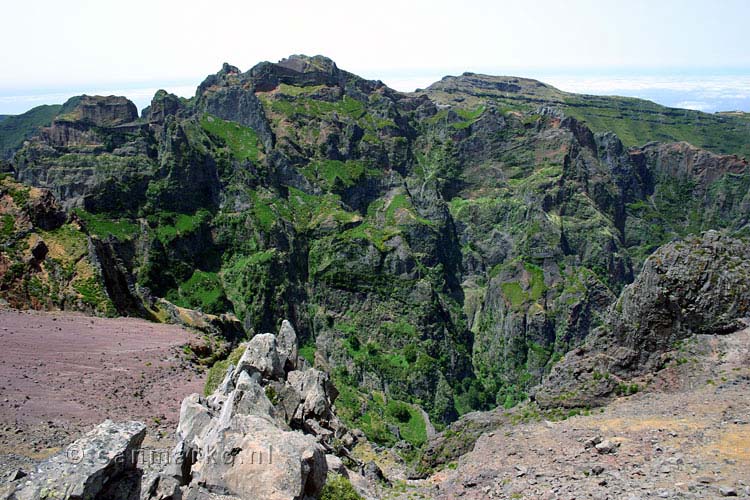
[0,175,114,315]
[13,95,158,211]
[533,231,750,409]
[625,141,750,266]
[6,56,750,442]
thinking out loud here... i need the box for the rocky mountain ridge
[1,54,749,449]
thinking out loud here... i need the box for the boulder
[286,369,338,422]
[219,371,279,425]
[595,439,620,454]
[141,472,182,500]
[235,333,283,380]
[30,238,48,262]
[186,415,326,500]
[362,461,389,485]
[7,470,26,482]
[6,420,146,500]
[277,320,298,372]
[325,454,347,476]
[177,394,212,446]
[26,188,66,230]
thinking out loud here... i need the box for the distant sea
[1,70,749,115]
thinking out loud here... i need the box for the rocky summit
[1,54,750,499]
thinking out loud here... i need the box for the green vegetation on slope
[425,74,750,157]
[0,104,62,159]
[563,93,750,156]
[166,269,231,315]
[200,114,261,162]
[6,59,750,450]
[334,384,427,447]
[205,343,246,395]
[74,209,140,240]
[319,473,363,500]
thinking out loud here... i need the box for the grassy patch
[259,93,366,121]
[204,343,246,395]
[150,210,211,243]
[286,187,361,231]
[299,343,316,365]
[200,114,261,162]
[39,224,88,263]
[74,209,140,240]
[277,83,327,96]
[4,183,30,207]
[562,94,750,156]
[319,473,363,500]
[525,262,546,300]
[334,384,427,447]
[72,275,115,313]
[0,214,15,239]
[500,281,525,309]
[300,159,367,190]
[166,270,230,315]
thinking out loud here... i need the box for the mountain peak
[55,95,138,126]
[425,72,559,98]
[276,54,339,74]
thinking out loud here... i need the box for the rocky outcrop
[194,63,275,152]
[155,298,244,343]
[2,320,361,500]
[60,95,139,127]
[36,96,140,150]
[11,94,155,211]
[24,185,66,230]
[609,231,750,364]
[635,141,749,187]
[166,320,354,500]
[533,231,750,409]
[143,90,186,125]
[2,420,146,500]
[249,55,350,91]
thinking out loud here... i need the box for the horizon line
[2,69,750,116]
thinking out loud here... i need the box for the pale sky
[1,0,749,113]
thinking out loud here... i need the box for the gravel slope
[0,308,205,475]
[390,326,750,499]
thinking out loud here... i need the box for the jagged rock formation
[1,420,146,500]
[4,321,364,500]
[3,55,750,443]
[156,320,355,500]
[533,231,750,409]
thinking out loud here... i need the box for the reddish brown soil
[0,308,205,471]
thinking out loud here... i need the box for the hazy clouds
[2,0,749,114]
